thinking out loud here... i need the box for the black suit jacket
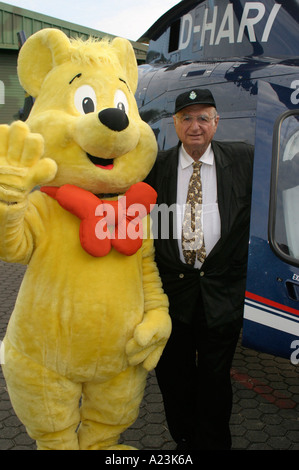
[146,140,254,327]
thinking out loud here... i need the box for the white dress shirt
[176,144,221,269]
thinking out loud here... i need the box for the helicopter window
[270,111,299,266]
[169,18,181,53]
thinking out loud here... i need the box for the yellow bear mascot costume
[0,29,171,450]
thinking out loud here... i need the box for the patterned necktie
[182,161,206,265]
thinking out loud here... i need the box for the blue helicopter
[136,0,299,362]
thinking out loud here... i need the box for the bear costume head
[18,28,157,194]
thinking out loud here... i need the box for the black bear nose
[98,108,129,132]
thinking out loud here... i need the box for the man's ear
[18,28,71,98]
[111,37,138,94]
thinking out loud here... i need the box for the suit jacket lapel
[165,146,179,207]
[165,147,181,259]
[212,141,233,238]
[203,142,233,263]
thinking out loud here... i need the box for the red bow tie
[40,182,157,257]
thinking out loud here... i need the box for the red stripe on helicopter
[246,291,299,317]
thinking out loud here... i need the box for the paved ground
[0,260,298,451]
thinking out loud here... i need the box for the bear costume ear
[111,37,138,94]
[18,28,71,98]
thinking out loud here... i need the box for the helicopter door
[242,79,299,361]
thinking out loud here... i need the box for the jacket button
[200,271,205,277]
[179,273,184,279]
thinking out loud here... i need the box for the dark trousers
[155,312,241,450]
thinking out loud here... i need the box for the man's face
[173,104,219,158]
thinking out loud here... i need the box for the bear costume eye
[114,90,129,115]
[74,85,97,114]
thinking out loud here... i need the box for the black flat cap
[174,89,216,114]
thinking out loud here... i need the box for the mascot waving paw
[0,29,171,450]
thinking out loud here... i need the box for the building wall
[0,49,22,123]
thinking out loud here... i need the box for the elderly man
[146,89,254,450]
